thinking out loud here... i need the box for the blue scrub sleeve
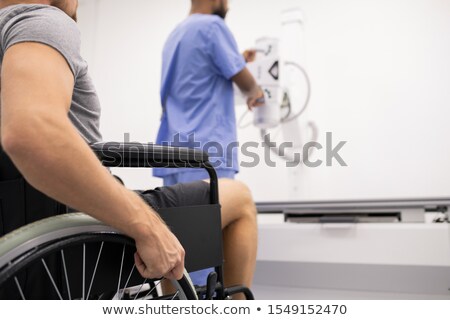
[208,21,246,80]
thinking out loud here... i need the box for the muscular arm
[232,68,264,108]
[0,43,184,280]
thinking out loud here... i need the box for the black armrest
[90,142,210,169]
[91,142,220,205]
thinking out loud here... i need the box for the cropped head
[191,0,229,19]
[0,0,79,21]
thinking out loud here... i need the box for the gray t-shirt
[0,4,102,143]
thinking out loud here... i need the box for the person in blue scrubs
[154,0,264,287]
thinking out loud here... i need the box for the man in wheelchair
[0,0,257,299]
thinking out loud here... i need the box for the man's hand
[243,49,257,63]
[247,86,265,110]
[134,218,185,280]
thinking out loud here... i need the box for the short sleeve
[208,20,246,80]
[1,7,83,77]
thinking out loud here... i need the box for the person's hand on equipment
[134,215,185,280]
[247,86,265,110]
[243,49,257,63]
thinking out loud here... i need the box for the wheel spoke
[82,244,86,300]
[13,277,26,300]
[86,242,104,300]
[41,259,63,300]
[133,279,148,300]
[171,291,180,300]
[143,280,162,300]
[116,245,126,298]
[61,250,72,300]
[119,264,136,300]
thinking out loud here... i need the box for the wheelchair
[0,142,254,300]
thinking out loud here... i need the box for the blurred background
[76,0,450,300]
[77,0,450,202]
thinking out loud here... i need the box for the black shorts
[137,181,211,210]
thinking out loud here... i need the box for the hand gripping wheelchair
[0,143,254,300]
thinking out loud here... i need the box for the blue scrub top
[154,14,246,178]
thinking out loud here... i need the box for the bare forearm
[241,82,261,98]
[2,116,159,239]
[232,67,260,97]
[232,68,265,109]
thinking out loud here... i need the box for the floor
[251,284,450,300]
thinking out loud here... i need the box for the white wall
[77,0,450,202]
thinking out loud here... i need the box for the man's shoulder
[0,4,78,35]
[0,4,82,76]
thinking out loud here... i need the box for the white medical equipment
[238,8,318,161]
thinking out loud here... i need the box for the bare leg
[162,179,258,299]
[217,179,258,299]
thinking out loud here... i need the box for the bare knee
[219,179,257,226]
[231,181,257,220]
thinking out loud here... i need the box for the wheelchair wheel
[0,213,198,300]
